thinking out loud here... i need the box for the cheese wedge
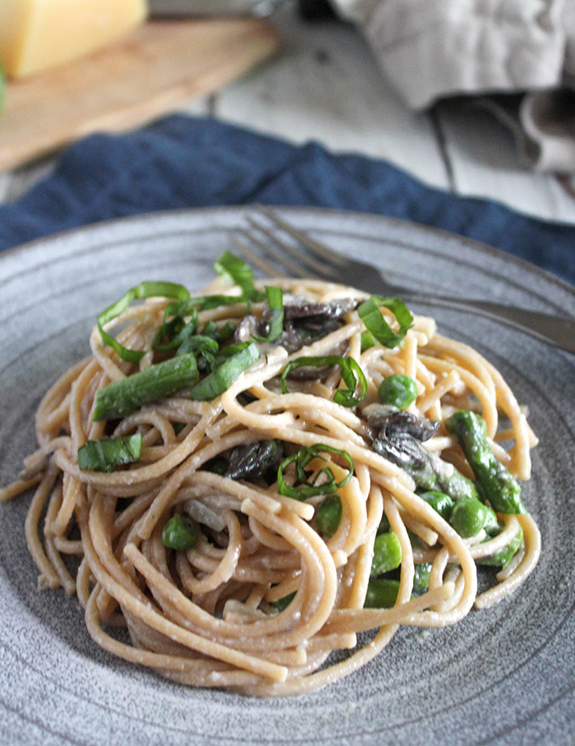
[0,0,148,80]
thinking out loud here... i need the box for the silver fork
[231,207,575,355]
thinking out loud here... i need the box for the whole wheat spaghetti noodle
[1,252,541,696]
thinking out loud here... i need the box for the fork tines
[231,207,344,281]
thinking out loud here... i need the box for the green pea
[371,532,402,576]
[272,592,296,611]
[364,578,401,609]
[162,514,198,550]
[420,490,454,520]
[450,498,492,539]
[413,563,432,594]
[378,374,418,410]
[316,495,342,537]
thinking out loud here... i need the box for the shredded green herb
[253,286,284,343]
[277,444,354,500]
[358,296,413,349]
[98,281,190,363]
[281,356,367,407]
[189,343,260,401]
[214,251,264,303]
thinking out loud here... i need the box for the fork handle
[398,293,575,354]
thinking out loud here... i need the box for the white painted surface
[1,2,574,225]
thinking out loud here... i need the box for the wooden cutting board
[0,19,280,171]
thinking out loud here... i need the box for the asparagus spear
[373,433,480,502]
[445,411,525,515]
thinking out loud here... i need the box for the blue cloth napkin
[1,115,573,284]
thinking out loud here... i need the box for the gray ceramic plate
[1,207,574,746]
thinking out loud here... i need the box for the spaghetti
[1,254,541,696]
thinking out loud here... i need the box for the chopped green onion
[93,353,199,421]
[98,281,190,363]
[188,295,242,312]
[214,321,237,344]
[281,356,367,408]
[153,301,199,352]
[277,444,354,501]
[162,515,198,551]
[189,343,260,401]
[77,433,143,473]
[253,286,284,343]
[176,335,219,358]
[201,321,218,337]
[358,296,413,349]
[360,331,377,352]
[215,342,251,363]
[214,251,264,303]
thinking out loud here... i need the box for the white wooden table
[2,3,575,223]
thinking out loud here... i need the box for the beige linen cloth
[332,0,575,172]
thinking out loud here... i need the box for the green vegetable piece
[253,286,284,343]
[98,281,190,363]
[316,495,342,536]
[371,532,402,576]
[77,433,143,473]
[189,343,260,401]
[358,296,413,349]
[214,251,264,302]
[450,497,494,539]
[420,490,454,520]
[480,526,524,568]
[152,300,199,352]
[377,513,391,534]
[177,334,219,360]
[360,331,377,352]
[214,321,237,344]
[272,592,296,612]
[93,353,199,421]
[413,563,432,594]
[445,411,525,515]
[376,434,480,502]
[281,355,367,408]
[364,578,401,609]
[172,422,187,436]
[277,444,354,501]
[378,374,418,410]
[162,515,198,551]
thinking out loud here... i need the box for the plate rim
[1,204,574,746]
[1,204,573,303]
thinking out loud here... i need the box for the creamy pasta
[1,254,540,696]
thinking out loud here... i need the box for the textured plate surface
[0,207,574,746]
